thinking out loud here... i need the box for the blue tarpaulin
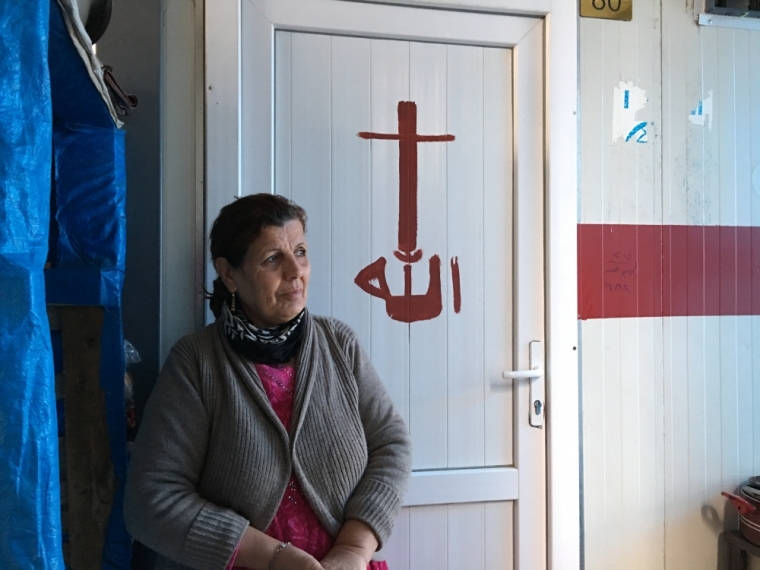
[46,0,130,568]
[0,0,64,568]
[0,0,130,567]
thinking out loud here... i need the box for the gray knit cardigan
[123,312,412,570]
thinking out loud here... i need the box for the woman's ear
[214,257,237,293]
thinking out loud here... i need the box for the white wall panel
[717,29,738,228]
[733,33,752,228]
[737,316,755,493]
[581,318,665,570]
[578,18,605,226]
[600,319,623,567]
[701,27,722,227]
[684,317,711,566]
[579,0,662,227]
[702,319,725,563]
[662,0,698,227]
[703,318,724,546]
[621,318,663,570]
[579,319,606,570]
[579,9,666,570]
[754,318,760,478]
[657,9,759,566]
[720,316,744,506]
[752,33,760,227]
[641,317,666,569]
[581,1,760,569]
[621,0,661,226]
[663,316,692,570]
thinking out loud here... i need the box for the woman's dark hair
[206,193,307,318]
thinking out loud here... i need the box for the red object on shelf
[723,490,760,547]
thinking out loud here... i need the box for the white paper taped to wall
[612,81,648,144]
[688,90,713,130]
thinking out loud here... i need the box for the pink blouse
[227,363,388,570]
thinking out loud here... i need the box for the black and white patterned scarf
[221,302,305,364]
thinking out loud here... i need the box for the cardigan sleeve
[331,322,413,547]
[123,340,249,570]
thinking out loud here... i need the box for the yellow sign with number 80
[580,0,632,21]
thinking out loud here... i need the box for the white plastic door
[206,2,546,568]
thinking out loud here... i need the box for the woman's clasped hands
[320,545,369,570]
[265,544,366,570]
[265,543,323,570]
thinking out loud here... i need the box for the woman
[124,194,412,570]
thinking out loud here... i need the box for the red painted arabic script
[355,101,461,322]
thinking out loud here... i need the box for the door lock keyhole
[534,400,543,416]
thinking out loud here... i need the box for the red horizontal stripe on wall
[578,224,760,320]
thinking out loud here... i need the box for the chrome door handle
[502,340,544,428]
[503,367,544,380]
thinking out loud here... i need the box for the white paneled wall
[581,318,666,570]
[579,0,662,227]
[581,2,760,570]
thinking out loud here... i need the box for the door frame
[202,1,579,568]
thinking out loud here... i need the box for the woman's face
[216,219,310,328]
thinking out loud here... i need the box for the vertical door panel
[485,502,514,569]
[408,41,449,470]
[409,506,449,569]
[330,36,373,347]
[384,503,515,570]
[382,508,410,570]
[448,503,486,569]
[289,33,332,315]
[274,33,292,198]
[482,47,514,466]
[445,44,487,469]
[368,38,412,426]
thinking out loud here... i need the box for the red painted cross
[354,101,459,323]
[359,101,455,263]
